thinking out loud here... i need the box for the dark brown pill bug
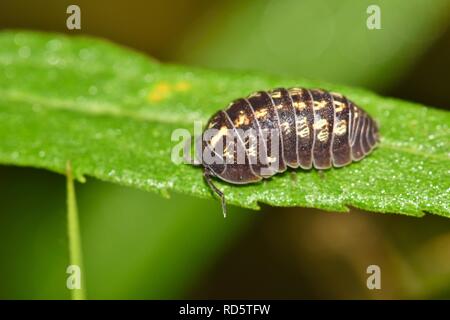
[199,87,380,217]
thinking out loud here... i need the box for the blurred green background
[0,0,449,299]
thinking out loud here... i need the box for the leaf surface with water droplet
[0,31,448,217]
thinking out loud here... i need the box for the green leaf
[0,31,448,217]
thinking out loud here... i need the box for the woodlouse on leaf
[198,88,380,217]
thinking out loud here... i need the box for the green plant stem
[66,161,86,300]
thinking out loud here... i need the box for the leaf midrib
[0,88,201,125]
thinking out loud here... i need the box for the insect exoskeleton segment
[199,87,380,217]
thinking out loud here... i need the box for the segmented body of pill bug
[199,88,379,217]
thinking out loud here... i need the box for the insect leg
[203,169,227,218]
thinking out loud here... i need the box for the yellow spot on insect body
[317,129,329,142]
[314,118,328,130]
[210,126,228,147]
[281,121,291,134]
[335,120,347,136]
[247,144,257,157]
[293,101,307,111]
[313,100,327,110]
[266,156,277,164]
[248,92,261,98]
[208,121,217,129]
[223,143,234,161]
[288,88,303,95]
[296,117,310,138]
[314,119,329,142]
[234,114,250,127]
[334,101,346,112]
[270,91,282,99]
[276,104,284,110]
[254,108,268,119]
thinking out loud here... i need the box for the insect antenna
[203,169,227,218]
